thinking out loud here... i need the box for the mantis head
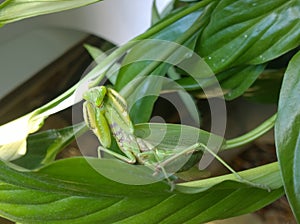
[83,86,107,107]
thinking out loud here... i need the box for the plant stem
[222,113,277,150]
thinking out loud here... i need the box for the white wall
[0,0,154,45]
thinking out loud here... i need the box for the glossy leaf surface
[197,0,300,73]
[275,51,300,222]
[0,158,283,224]
[0,0,101,25]
[12,123,86,170]
[221,64,265,100]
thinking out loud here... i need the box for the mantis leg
[199,143,270,191]
[156,143,270,191]
[98,146,136,164]
[136,150,176,190]
[155,143,201,172]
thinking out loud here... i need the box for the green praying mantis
[82,86,202,177]
[82,86,269,190]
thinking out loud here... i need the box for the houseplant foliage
[0,0,102,26]
[0,0,299,223]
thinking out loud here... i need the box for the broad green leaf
[243,69,284,104]
[115,43,175,123]
[0,0,101,26]
[177,162,283,193]
[197,0,300,73]
[122,75,164,123]
[175,66,233,91]
[176,64,264,100]
[275,51,300,222]
[0,158,283,223]
[135,122,222,173]
[135,123,223,151]
[12,123,87,170]
[221,64,265,100]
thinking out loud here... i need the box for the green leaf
[275,51,300,222]
[197,0,300,73]
[151,0,175,25]
[84,44,106,62]
[12,123,87,170]
[136,122,219,172]
[0,0,101,26]
[115,8,203,90]
[84,44,119,84]
[135,123,223,150]
[177,162,283,193]
[122,75,164,123]
[151,0,161,25]
[0,112,46,161]
[221,64,265,100]
[243,69,284,104]
[176,64,264,99]
[0,158,283,223]
[0,93,77,161]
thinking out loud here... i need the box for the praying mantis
[82,86,269,190]
[82,86,203,179]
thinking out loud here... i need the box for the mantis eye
[83,86,107,107]
[95,87,107,107]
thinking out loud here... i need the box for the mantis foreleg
[98,146,136,164]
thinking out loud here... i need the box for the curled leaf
[0,112,46,161]
[0,0,102,25]
[0,90,77,161]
